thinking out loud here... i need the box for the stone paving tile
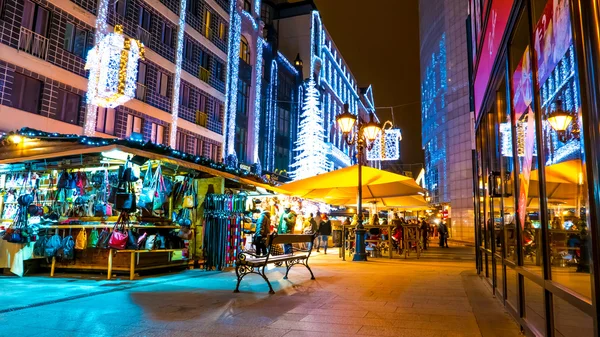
[269,320,362,334]
[287,307,368,318]
[282,331,354,337]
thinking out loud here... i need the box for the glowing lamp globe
[362,117,382,142]
[85,25,145,108]
[336,103,357,134]
[547,100,573,132]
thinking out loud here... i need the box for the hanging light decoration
[85,25,145,108]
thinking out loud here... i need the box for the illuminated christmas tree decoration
[367,129,401,161]
[85,25,145,109]
[291,78,329,180]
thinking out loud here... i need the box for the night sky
[313,0,424,166]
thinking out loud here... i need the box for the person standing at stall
[420,219,430,250]
[439,221,449,248]
[278,207,297,253]
[317,214,332,254]
[313,211,322,250]
[254,210,271,255]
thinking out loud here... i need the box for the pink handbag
[108,213,129,250]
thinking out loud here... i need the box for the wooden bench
[234,233,317,294]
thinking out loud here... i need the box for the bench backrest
[270,233,315,245]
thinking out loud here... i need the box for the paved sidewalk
[0,248,521,337]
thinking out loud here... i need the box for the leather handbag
[87,228,99,248]
[74,228,87,250]
[108,225,128,250]
[126,228,140,249]
[97,227,111,249]
[121,157,138,182]
[145,234,157,250]
[138,163,155,209]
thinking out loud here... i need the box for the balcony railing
[18,27,49,60]
[136,26,152,47]
[136,82,147,102]
[195,110,208,127]
[198,67,210,83]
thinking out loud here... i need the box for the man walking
[317,214,332,254]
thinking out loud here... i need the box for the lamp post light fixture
[336,103,383,262]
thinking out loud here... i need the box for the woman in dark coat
[254,210,271,255]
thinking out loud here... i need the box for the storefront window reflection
[532,0,592,300]
[510,13,544,275]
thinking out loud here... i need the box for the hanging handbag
[126,228,140,249]
[182,179,195,209]
[116,181,137,212]
[138,162,155,209]
[121,157,139,182]
[87,228,99,248]
[145,234,157,250]
[108,214,129,250]
[152,165,166,211]
[74,229,87,250]
[97,227,111,249]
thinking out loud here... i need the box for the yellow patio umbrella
[279,165,424,202]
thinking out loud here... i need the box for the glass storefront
[470,0,598,335]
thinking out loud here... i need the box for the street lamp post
[336,103,383,261]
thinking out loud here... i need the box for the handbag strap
[143,162,153,187]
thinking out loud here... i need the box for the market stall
[0,128,278,278]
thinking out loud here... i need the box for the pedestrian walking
[317,214,332,254]
[438,221,449,248]
[420,219,430,250]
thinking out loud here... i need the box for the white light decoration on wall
[290,78,329,180]
[253,37,264,163]
[224,12,242,157]
[254,0,261,16]
[241,10,258,30]
[367,129,402,161]
[169,0,187,147]
[266,60,278,171]
[277,51,298,75]
[84,25,145,109]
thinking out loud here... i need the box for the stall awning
[279,165,425,204]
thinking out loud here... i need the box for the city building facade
[419,0,474,242]
[0,0,229,161]
[469,0,600,335]
[224,0,384,180]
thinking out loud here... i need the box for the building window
[237,80,249,117]
[214,101,223,122]
[137,62,147,84]
[63,22,87,58]
[199,49,210,69]
[204,9,211,38]
[138,7,152,31]
[150,123,164,144]
[193,137,204,156]
[215,61,225,82]
[114,0,126,16]
[161,22,173,47]
[239,36,250,63]
[55,89,80,125]
[176,131,187,152]
[187,0,197,16]
[209,144,219,162]
[10,72,42,114]
[261,4,273,25]
[96,107,115,135]
[219,22,225,40]
[180,84,190,108]
[197,94,207,112]
[21,0,49,36]
[125,114,143,137]
[156,71,169,96]
[183,38,193,62]
[243,0,252,12]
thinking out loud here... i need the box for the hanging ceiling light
[547,100,573,134]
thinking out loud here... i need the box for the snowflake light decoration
[85,25,145,108]
[367,129,401,161]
